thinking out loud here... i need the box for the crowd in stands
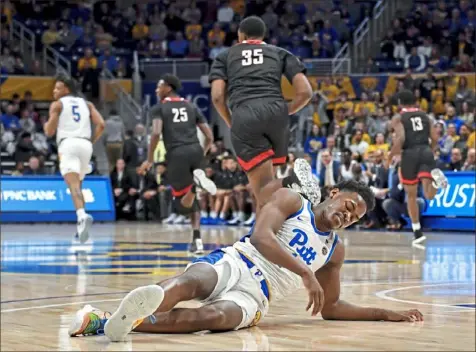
[294,73,475,229]
[371,0,475,73]
[2,0,374,77]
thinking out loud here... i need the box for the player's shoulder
[269,188,304,214]
[215,47,232,60]
[150,104,162,115]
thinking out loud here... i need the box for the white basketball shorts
[58,138,93,180]
[186,247,270,330]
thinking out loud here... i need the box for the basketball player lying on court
[69,177,423,341]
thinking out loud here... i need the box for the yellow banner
[0,76,55,100]
[0,76,132,101]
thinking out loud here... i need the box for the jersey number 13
[410,117,423,131]
[242,49,263,66]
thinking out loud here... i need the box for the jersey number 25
[172,107,188,122]
[242,49,263,66]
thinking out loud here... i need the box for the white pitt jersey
[56,96,91,143]
[234,193,339,301]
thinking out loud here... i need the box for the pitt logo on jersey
[289,229,317,265]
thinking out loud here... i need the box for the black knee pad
[173,197,200,215]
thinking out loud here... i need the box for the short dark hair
[333,180,376,212]
[161,74,182,92]
[239,16,266,39]
[55,73,77,94]
[397,89,416,105]
[125,130,134,137]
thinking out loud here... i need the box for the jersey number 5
[242,48,263,66]
[172,107,188,122]
[410,117,423,131]
[72,105,80,122]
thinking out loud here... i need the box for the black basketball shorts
[166,143,204,196]
[230,99,289,172]
[400,146,436,185]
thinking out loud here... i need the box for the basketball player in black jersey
[139,74,217,254]
[388,90,448,246]
[209,16,320,214]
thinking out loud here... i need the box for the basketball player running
[209,16,319,213]
[388,90,448,246]
[69,179,423,340]
[44,75,105,244]
[139,74,217,254]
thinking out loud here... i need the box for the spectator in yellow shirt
[186,18,203,40]
[78,48,98,72]
[354,92,376,116]
[132,17,149,40]
[42,22,61,46]
[319,77,339,111]
[352,121,372,145]
[333,107,348,129]
[468,130,475,149]
[207,23,225,48]
[414,88,429,112]
[366,132,390,158]
[447,123,460,143]
[334,91,354,117]
[431,79,447,116]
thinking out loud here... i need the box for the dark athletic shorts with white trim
[400,145,436,185]
[230,99,289,172]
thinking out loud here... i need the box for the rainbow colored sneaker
[68,305,111,337]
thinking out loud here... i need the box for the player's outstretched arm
[44,101,62,137]
[87,102,105,144]
[316,243,423,322]
[251,189,325,315]
[211,79,232,127]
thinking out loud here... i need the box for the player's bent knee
[173,197,199,215]
[201,302,243,332]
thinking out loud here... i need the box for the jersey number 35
[242,49,264,66]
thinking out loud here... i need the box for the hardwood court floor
[1,223,475,351]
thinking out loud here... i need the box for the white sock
[200,210,208,218]
[76,208,86,220]
[210,211,217,218]
[238,211,245,220]
[232,211,238,218]
[219,211,226,219]
[412,223,421,231]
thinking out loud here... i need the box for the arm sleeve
[149,105,163,121]
[208,50,229,83]
[281,48,307,83]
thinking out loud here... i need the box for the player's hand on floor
[301,271,325,316]
[385,309,424,322]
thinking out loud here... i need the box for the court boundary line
[2,280,472,313]
[1,291,128,304]
[375,283,476,311]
